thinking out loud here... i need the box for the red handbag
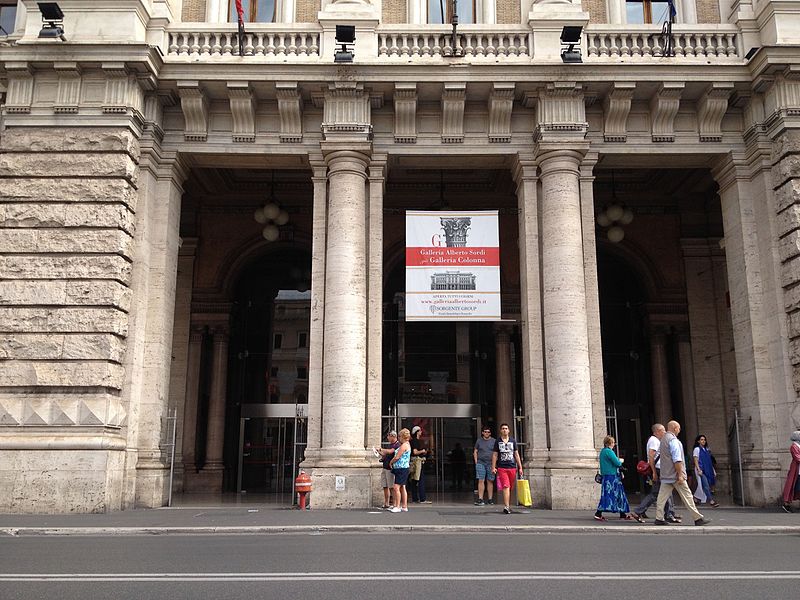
[636,460,651,477]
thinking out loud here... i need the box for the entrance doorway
[237,403,307,504]
[393,403,481,502]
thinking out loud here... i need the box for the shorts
[392,467,410,486]
[475,462,496,481]
[496,467,518,490]
[380,469,395,488]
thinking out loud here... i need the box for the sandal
[631,513,645,523]
[620,514,635,521]
[594,515,606,521]
[709,500,719,507]
[666,515,682,523]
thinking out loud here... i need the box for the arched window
[230,0,276,23]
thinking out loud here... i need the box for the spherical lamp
[596,212,612,228]
[607,226,625,243]
[254,207,267,224]
[606,204,624,222]
[275,209,290,226]
[262,224,280,242]
[620,208,634,225]
[262,203,280,221]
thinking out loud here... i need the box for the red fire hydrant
[295,471,312,510]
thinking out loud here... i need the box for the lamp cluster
[596,203,634,243]
[254,202,289,242]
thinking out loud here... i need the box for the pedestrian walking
[594,436,634,521]
[375,430,400,509]
[409,425,431,503]
[781,430,800,513]
[491,423,523,514]
[692,434,719,507]
[388,428,412,513]
[631,423,680,523]
[474,426,496,506]
[654,421,711,526]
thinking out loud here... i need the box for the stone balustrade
[166,24,322,59]
[377,25,531,60]
[164,23,741,63]
[585,24,740,60]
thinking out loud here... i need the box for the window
[298,332,308,349]
[0,1,17,36]
[296,366,307,380]
[626,0,672,24]
[273,333,282,349]
[428,0,474,25]
[230,0,275,23]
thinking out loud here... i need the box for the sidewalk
[2,499,799,536]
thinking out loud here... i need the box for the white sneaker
[401,507,408,512]
[389,507,401,513]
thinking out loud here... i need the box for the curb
[2,524,800,536]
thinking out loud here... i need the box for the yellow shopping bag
[516,478,532,507]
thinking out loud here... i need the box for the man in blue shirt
[654,421,711,526]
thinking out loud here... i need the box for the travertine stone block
[0,203,135,233]
[774,179,800,214]
[0,280,131,311]
[0,307,128,335]
[0,334,125,362]
[0,153,138,181]
[0,229,134,256]
[0,128,140,160]
[772,155,800,191]
[772,130,800,161]
[781,255,800,288]
[776,203,800,238]
[0,178,137,208]
[779,229,800,263]
[0,361,125,389]
[788,313,800,343]
[0,255,132,283]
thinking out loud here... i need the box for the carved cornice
[53,62,82,114]
[697,82,734,143]
[650,82,684,143]
[441,82,466,144]
[393,82,417,144]
[322,81,372,140]
[602,82,635,143]
[488,83,515,144]
[227,82,256,143]
[276,82,303,143]
[177,82,209,142]
[4,62,33,114]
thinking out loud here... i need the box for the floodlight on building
[334,25,355,63]
[38,2,66,41]
[744,47,759,61]
[560,25,582,64]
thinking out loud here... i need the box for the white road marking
[1,571,799,582]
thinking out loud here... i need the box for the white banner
[405,210,501,321]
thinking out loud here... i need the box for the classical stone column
[181,326,205,474]
[538,148,597,509]
[201,327,229,490]
[304,145,373,507]
[513,156,548,506]
[677,333,699,443]
[494,324,514,428]
[650,330,672,424]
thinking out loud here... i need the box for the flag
[235,0,246,56]
[667,0,676,21]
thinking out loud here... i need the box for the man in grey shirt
[473,426,496,506]
[654,420,711,526]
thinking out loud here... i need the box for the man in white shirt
[631,423,678,522]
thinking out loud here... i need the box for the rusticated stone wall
[773,130,800,431]
[297,0,320,23]
[696,0,721,24]
[382,0,406,24]
[0,127,139,513]
[583,0,607,24]
[497,0,521,24]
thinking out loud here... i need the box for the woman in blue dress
[692,434,719,507]
[594,435,635,521]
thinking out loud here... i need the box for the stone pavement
[1,498,799,536]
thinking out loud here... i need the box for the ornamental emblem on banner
[440,217,471,247]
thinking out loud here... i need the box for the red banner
[406,247,500,267]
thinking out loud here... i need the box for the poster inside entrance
[405,210,501,321]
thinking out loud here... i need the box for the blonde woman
[389,428,412,513]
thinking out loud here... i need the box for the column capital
[321,145,372,177]
[512,154,538,184]
[536,147,588,177]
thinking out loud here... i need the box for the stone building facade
[0,0,799,512]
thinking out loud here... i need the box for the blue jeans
[633,477,674,517]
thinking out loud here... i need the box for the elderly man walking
[631,423,679,523]
[654,421,711,526]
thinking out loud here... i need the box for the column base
[546,466,599,510]
[301,448,377,508]
[185,466,224,493]
[740,453,785,506]
[134,460,170,508]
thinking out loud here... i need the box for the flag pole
[235,0,246,56]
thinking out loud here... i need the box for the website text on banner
[405,211,501,321]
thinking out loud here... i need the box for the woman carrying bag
[594,436,635,522]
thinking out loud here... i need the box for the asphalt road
[1,532,798,600]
